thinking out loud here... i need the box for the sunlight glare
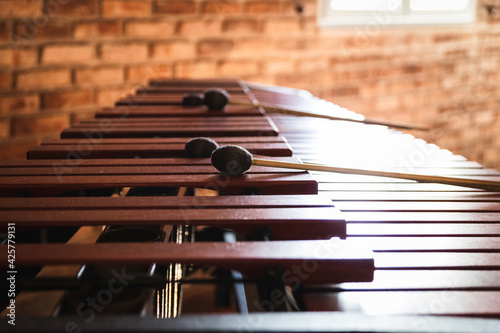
[410,0,469,11]
[331,0,402,11]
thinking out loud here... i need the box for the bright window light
[319,0,476,27]
[331,0,402,11]
[410,0,470,11]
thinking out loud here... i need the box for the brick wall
[1,0,499,169]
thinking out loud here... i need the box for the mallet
[202,88,429,131]
[181,89,231,110]
[184,137,219,157]
[181,92,205,107]
[211,145,500,192]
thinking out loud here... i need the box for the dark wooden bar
[115,90,250,106]
[0,197,346,240]
[6,240,374,284]
[0,172,319,196]
[136,86,248,94]
[95,105,264,118]
[60,123,279,138]
[27,136,293,159]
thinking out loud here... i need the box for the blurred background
[0,0,498,168]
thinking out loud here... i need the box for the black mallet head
[203,88,230,111]
[185,137,219,158]
[210,145,252,175]
[181,92,205,107]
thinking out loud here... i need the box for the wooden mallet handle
[230,99,429,131]
[202,88,429,131]
[210,145,500,191]
[253,158,500,191]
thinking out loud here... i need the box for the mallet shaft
[252,158,500,191]
[230,100,429,131]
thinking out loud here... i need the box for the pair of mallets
[185,137,500,192]
[182,88,429,131]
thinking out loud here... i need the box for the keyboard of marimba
[1,78,500,332]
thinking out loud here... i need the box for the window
[318,0,476,27]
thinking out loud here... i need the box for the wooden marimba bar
[1,79,500,332]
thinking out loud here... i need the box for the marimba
[1,79,500,332]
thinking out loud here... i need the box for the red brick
[100,43,149,63]
[223,19,260,34]
[262,60,296,74]
[202,1,241,14]
[16,68,71,91]
[175,60,217,78]
[124,21,175,38]
[0,22,9,42]
[96,87,135,107]
[434,62,455,74]
[0,93,39,115]
[102,0,151,17]
[177,19,222,37]
[41,89,94,110]
[329,85,359,97]
[245,1,282,14]
[49,0,99,17]
[232,38,273,57]
[296,58,329,72]
[126,64,174,84]
[0,121,11,141]
[75,67,124,85]
[276,38,308,51]
[14,21,70,40]
[197,39,233,56]
[218,60,259,76]
[12,113,69,136]
[73,21,123,39]
[0,139,41,161]
[71,109,97,124]
[41,44,95,65]
[0,118,10,139]
[156,1,196,14]
[274,72,315,88]
[263,19,300,34]
[151,41,195,60]
[403,64,424,73]
[0,71,13,90]
[0,0,41,18]
[474,110,495,125]
[374,95,401,111]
